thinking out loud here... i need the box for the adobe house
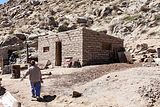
[38,28,124,67]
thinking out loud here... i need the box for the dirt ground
[4,63,160,107]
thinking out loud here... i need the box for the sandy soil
[3,63,159,107]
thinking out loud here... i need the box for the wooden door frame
[55,41,62,66]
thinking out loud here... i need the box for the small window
[102,43,112,50]
[43,47,49,52]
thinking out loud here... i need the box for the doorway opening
[8,50,17,65]
[55,41,62,66]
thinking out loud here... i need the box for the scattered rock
[46,16,58,27]
[140,5,150,12]
[77,17,93,26]
[77,17,88,23]
[30,0,42,6]
[1,20,12,27]
[140,57,145,62]
[57,24,69,32]
[147,48,156,53]
[72,91,82,98]
[136,43,148,52]
[100,6,112,17]
[138,80,160,107]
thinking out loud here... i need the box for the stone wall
[0,48,8,62]
[82,28,123,65]
[0,57,3,69]
[38,28,83,66]
[38,28,123,67]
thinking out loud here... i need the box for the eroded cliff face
[0,0,160,54]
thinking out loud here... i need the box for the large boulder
[14,33,27,41]
[1,36,23,46]
[147,48,156,53]
[77,17,88,23]
[100,6,113,17]
[93,6,114,17]
[28,34,40,40]
[1,20,12,27]
[140,5,150,12]
[136,43,148,52]
[68,23,77,30]
[38,15,58,30]
[45,16,58,27]
[57,24,69,32]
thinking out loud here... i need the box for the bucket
[11,65,20,79]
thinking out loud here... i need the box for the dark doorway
[112,47,125,63]
[8,50,14,59]
[55,41,62,66]
[8,50,17,65]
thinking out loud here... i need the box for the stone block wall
[0,48,8,59]
[0,57,3,69]
[38,28,123,67]
[82,28,123,65]
[38,28,83,66]
[0,48,9,65]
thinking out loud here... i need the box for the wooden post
[26,44,29,63]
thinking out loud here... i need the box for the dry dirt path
[1,63,139,107]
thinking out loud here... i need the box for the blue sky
[0,0,8,4]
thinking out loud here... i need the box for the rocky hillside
[0,0,160,53]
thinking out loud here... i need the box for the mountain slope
[0,0,160,53]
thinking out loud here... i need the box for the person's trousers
[31,81,41,97]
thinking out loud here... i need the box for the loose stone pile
[138,79,160,107]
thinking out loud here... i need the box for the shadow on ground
[0,87,6,96]
[37,95,56,102]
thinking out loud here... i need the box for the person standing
[21,60,43,100]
